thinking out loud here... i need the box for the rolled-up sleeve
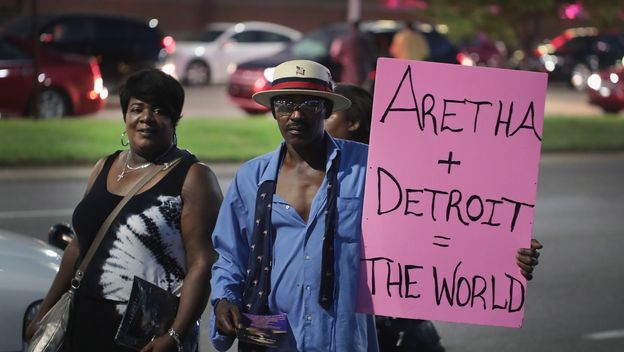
[210,174,250,351]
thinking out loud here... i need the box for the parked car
[227,20,458,114]
[0,35,106,118]
[2,13,176,90]
[0,228,62,352]
[456,32,508,68]
[587,65,624,113]
[172,21,301,85]
[533,27,624,90]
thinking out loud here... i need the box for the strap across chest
[241,152,340,315]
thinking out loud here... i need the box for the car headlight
[610,73,619,84]
[541,55,558,72]
[587,74,602,90]
[227,63,237,75]
[599,87,611,97]
[23,300,43,340]
[160,63,177,78]
[263,67,275,83]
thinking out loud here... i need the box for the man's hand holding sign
[357,58,546,328]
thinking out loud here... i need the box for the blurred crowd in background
[0,0,623,118]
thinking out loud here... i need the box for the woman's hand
[140,334,178,352]
[517,238,543,280]
[215,299,242,336]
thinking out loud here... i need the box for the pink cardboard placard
[356,58,547,328]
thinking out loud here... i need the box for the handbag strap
[70,156,184,289]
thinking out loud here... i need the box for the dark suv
[534,27,624,90]
[2,13,175,90]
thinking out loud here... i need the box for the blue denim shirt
[210,135,378,351]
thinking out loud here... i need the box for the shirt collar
[259,132,341,185]
[324,131,340,172]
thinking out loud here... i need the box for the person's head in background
[324,83,373,144]
[404,20,414,31]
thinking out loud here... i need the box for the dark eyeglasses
[273,98,326,116]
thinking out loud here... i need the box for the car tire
[570,64,591,91]
[601,107,622,114]
[185,60,210,86]
[30,89,70,119]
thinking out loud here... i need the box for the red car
[227,66,272,114]
[0,36,106,118]
[587,66,624,113]
[456,33,507,68]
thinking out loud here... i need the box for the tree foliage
[425,0,622,52]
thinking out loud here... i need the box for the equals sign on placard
[433,235,451,248]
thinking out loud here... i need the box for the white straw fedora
[252,60,352,112]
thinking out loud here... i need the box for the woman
[25,69,223,352]
[324,83,373,144]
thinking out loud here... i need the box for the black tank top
[72,150,198,301]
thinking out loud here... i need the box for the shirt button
[305,255,311,260]
[305,285,311,291]
[285,205,290,209]
[307,315,312,321]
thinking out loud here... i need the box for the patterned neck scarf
[242,149,340,315]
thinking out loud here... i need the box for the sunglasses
[273,98,327,116]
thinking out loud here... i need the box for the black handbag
[376,317,445,352]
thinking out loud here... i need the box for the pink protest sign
[357,58,547,328]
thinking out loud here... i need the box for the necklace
[117,150,152,182]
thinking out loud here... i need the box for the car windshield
[0,38,30,60]
[188,29,224,42]
[290,24,345,59]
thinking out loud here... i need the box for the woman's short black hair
[119,69,184,126]
[334,84,373,144]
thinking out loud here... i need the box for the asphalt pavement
[2,153,623,352]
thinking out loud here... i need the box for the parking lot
[89,80,609,121]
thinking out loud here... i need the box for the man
[210,59,377,351]
[390,20,430,61]
[330,20,376,86]
[210,60,542,351]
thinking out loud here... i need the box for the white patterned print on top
[99,195,187,314]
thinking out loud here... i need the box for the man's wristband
[168,328,183,352]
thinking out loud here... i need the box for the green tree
[425,0,622,66]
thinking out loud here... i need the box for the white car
[172,21,301,85]
[0,229,62,351]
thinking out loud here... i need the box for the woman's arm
[142,162,223,352]
[24,157,107,340]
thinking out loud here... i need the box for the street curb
[3,153,622,181]
[0,161,242,181]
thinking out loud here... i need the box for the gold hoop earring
[120,131,129,147]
